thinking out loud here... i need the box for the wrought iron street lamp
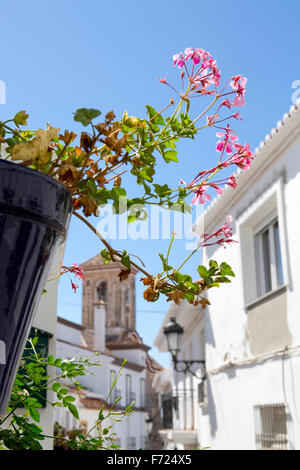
[163,317,206,379]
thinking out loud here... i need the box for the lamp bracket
[173,358,206,380]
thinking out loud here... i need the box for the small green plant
[0,336,133,450]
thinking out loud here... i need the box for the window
[255,218,284,297]
[126,374,132,406]
[140,378,146,408]
[97,281,107,301]
[125,287,130,305]
[127,436,136,450]
[254,404,288,450]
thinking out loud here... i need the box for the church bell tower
[80,254,136,348]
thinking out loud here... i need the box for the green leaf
[145,105,164,126]
[128,214,137,223]
[163,150,178,163]
[197,265,210,278]
[52,383,60,392]
[47,355,54,365]
[100,249,111,264]
[173,272,193,285]
[121,251,131,269]
[220,262,235,277]
[98,405,105,420]
[29,408,40,423]
[74,108,101,127]
[165,138,178,149]
[67,403,79,420]
[215,275,231,283]
[158,253,172,272]
[209,259,218,268]
[153,184,171,197]
[203,276,213,285]
[126,402,134,413]
[64,395,76,403]
[139,167,155,182]
[31,336,38,347]
[184,292,195,302]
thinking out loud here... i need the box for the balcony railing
[161,389,197,430]
[161,393,173,429]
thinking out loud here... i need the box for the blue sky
[1,0,300,367]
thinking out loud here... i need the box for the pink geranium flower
[216,126,238,154]
[173,53,185,68]
[227,176,238,188]
[231,75,247,107]
[192,185,211,205]
[61,263,85,294]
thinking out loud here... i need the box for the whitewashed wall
[155,103,300,450]
[198,105,300,449]
[56,335,148,449]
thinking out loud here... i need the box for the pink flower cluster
[172,47,221,92]
[180,132,253,205]
[161,47,254,206]
[61,263,85,293]
[160,47,247,107]
[199,216,236,249]
[230,75,247,107]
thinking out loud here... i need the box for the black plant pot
[0,159,72,414]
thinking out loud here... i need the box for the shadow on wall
[223,367,237,380]
[205,311,216,348]
[203,378,217,438]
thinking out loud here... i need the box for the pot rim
[0,158,72,202]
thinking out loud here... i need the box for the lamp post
[163,317,206,379]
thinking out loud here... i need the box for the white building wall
[111,348,147,366]
[202,353,300,450]
[56,335,148,449]
[198,105,300,449]
[57,322,81,345]
[155,102,300,450]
